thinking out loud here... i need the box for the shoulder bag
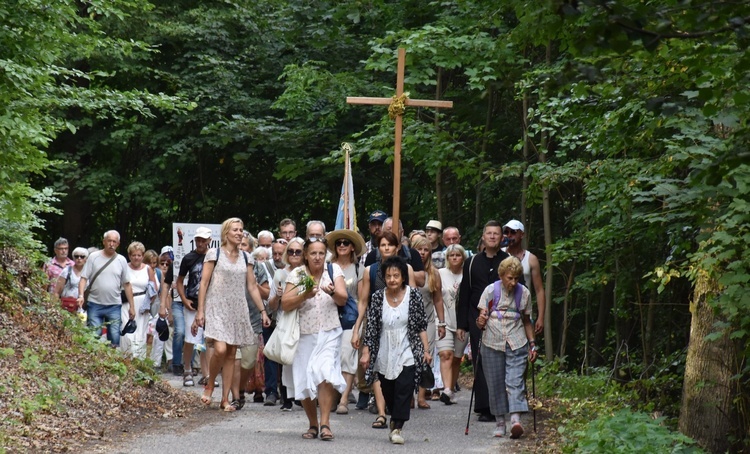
[263,305,299,365]
[83,254,117,309]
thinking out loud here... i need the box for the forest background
[1,0,749,452]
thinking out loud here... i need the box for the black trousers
[378,365,416,429]
[468,310,491,415]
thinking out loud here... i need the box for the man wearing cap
[425,220,446,269]
[160,226,212,386]
[502,220,546,334]
[359,210,387,268]
[77,230,135,348]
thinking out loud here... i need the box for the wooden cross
[347,48,453,231]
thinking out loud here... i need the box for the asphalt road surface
[100,372,535,454]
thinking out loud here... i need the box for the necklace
[385,289,403,305]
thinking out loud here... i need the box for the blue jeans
[87,302,122,347]
[171,301,185,368]
[263,325,278,397]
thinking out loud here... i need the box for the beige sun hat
[325,229,366,257]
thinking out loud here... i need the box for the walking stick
[531,360,537,432]
[465,331,484,436]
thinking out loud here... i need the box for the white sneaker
[389,428,404,444]
[493,422,506,437]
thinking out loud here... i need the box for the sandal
[336,404,349,415]
[200,386,214,406]
[302,425,318,439]
[372,415,387,429]
[417,401,431,409]
[221,400,240,412]
[320,424,334,441]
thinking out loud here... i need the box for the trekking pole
[531,360,537,432]
[465,331,484,436]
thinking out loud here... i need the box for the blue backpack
[327,263,359,330]
[489,281,523,320]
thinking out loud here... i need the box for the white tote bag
[263,308,300,365]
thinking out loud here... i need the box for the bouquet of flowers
[295,269,316,295]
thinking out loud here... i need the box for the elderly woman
[267,236,304,410]
[476,256,538,438]
[194,217,271,412]
[325,229,366,415]
[54,246,88,312]
[437,244,468,404]
[411,236,446,408]
[351,231,415,429]
[121,242,157,359]
[360,256,431,445]
[281,238,347,441]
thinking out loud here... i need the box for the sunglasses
[73,255,87,259]
[335,239,352,247]
[503,229,517,235]
[306,237,327,244]
[287,249,303,256]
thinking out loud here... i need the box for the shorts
[437,329,469,357]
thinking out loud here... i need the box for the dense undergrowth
[0,249,197,453]
[534,358,703,453]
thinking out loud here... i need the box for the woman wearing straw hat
[326,229,366,414]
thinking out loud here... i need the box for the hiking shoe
[183,372,194,387]
[389,429,404,444]
[510,422,524,439]
[264,394,278,406]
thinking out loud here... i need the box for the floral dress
[203,248,255,346]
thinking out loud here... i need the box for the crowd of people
[44,212,546,445]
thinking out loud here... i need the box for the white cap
[194,227,212,239]
[503,220,524,232]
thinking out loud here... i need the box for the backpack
[328,263,359,330]
[489,281,523,320]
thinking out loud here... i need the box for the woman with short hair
[121,241,157,359]
[54,247,88,312]
[360,256,431,445]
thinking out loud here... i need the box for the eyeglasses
[335,239,352,247]
[287,249,303,256]
[273,239,288,245]
[73,255,86,259]
[503,229,517,235]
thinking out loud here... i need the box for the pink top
[287,264,343,335]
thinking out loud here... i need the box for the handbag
[263,307,299,365]
[419,364,435,389]
[327,263,358,330]
[60,297,78,313]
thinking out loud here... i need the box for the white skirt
[285,328,347,400]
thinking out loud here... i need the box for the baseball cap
[368,210,388,223]
[503,220,525,232]
[155,317,169,342]
[425,220,443,232]
[120,319,137,336]
[160,245,174,260]
[194,227,212,239]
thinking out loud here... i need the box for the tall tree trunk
[540,41,554,360]
[680,278,745,453]
[559,261,576,360]
[521,90,529,243]
[592,282,614,367]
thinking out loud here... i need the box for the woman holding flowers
[281,237,348,441]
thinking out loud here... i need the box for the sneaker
[493,422,506,438]
[439,391,455,405]
[280,400,293,411]
[172,364,184,376]
[510,422,524,439]
[264,394,278,406]
[355,392,370,410]
[253,392,264,403]
[368,395,377,414]
[183,372,194,387]
[389,428,404,445]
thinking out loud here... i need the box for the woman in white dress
[410,236,446,408]
[281,238,347,441]
[437,244,468,404]
[194,217,270,412]
[121,242,157,359]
